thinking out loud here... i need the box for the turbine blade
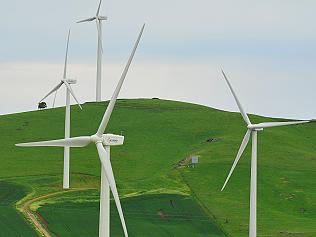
[16,136,91,148]
[221,70,251,125]
[96,143,128,237]
[52,89,58,108]
[96,0,102,16]
[40,81,64,102]
[221,129,251,191]
[63,29,71,79]
[63,81,83,110]
[96,24,145,136]
[77,17,96,23]
[254,120,310,129]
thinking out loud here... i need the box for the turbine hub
[90,134,102,143]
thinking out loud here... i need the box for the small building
[190,156,199,168]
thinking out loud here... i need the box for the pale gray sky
[0,0,315,119]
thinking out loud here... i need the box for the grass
[0,181,37,237]
[38,193,224,237]
[0,98,315,236]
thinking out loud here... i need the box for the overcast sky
[1,0,316,119]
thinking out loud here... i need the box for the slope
[0,99,314,236]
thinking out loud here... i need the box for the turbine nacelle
[247,124,264,131]
[97,16,107,21]
[62,79,77,85]
[90,134,124,146]
[103,134,124,146]
[77,16,107,23]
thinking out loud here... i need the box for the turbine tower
[77,0,107,102]
[16,24,145,237]
[220,70,309,237]
[39,29,82,190]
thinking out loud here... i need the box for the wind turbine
[220,70,309,237]
[77,0,107,102]
[39,29,82,190]
[16,24,145,237]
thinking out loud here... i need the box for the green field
[38,193,224,237]
[0,182,37,236]
[0,99,315,236]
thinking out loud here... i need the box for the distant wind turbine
[39,29,82,189]
[77,0,107,102]
[16,24,145,237]
[220,70,309,237]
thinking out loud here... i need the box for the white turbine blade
[63,81,83,110]
[96,20,103,52]
[16,136,91,148]
[52,90,58,108]
[63,29,71,79]
[96,24,145,136]
[221,70,251,126]
[253,120,310,129]
[221,129,251,191]
[96,143,128,237]
[77,17,96,23]
[96,0,102,16]
[40,81,64,102]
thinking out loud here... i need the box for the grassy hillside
[0,99,315,236]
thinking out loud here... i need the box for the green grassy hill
[0,99,315,236]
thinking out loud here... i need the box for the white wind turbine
[16,24,145,237]
[77,0,107,102]
[39,29,82,190]
[220,70,309,237]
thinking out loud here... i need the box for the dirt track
[20,188,94,237]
